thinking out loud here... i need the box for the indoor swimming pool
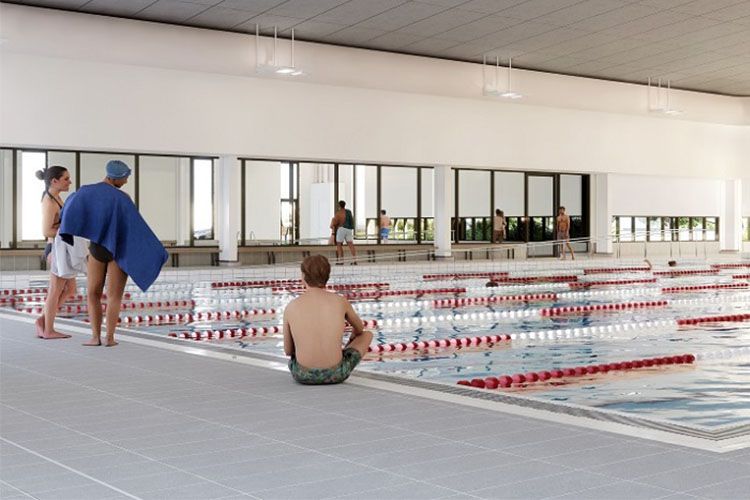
[4,259,750,438]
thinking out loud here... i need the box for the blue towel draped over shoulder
[59,182,168,291]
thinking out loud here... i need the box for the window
[705,217,717,241]
[648,217,662,241]
[742,217,749,242]
[192,158,214,241]
[634,217,647,242]
[20,151,46,241]
[613,216,718,242]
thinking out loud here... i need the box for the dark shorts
[557,231,570,241]
[43,243,52,261]
[89,242,114,263]
[289,347,362,385]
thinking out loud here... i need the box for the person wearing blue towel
[59,160,168,347]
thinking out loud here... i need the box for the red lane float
[212,279,299,288]
[457,353,696,389]
[272,283,392,293]
[732,274,750,280]
[423,272,509,281]
[661,283,748,293]
[120,300,195,310]
[121,308,277,324]
[169,326,282,341]
[653,269,719,276]
[12,292,131,303]
[677,313,750,326]
[344,288,466,300]
[369,333,511,353]
[711,263,750,269]
[493,275,578,284]
[539,300,668,317]
[214,279,388,290]
[432,293,558,308]
[583,267,650,274]
[570,278,657,289]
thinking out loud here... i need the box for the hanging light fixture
[482,55,523,99]
[255,25,304,77]
[647,77,682,115]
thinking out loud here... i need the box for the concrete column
[434,165,453,258]
[175,158,191,246]
[0,151,13,248]
[720,179,742,253]
[217,155,240,262]
[592,173,612,254]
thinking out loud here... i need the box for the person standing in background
[379,209,391,242]
[493,209,506,243]
[556,206,575,260]
[333,200,357,264]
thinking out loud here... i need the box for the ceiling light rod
[482,55,522,99]
[647,77,682,115]
[255,25,303,76]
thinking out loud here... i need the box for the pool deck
[2,314,750,499]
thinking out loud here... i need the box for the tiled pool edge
[2,310,748,453]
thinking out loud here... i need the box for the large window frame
[611,216,720,242]
[1,146,216,249]
[453,168,590,245]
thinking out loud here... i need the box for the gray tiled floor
[2,316,750,499]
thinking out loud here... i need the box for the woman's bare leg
[104,260,127,347]
[85,257,107,346]
[41,275,71,339]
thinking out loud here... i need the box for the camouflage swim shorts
[288,347,362,385]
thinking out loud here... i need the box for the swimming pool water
[5,260,750,430]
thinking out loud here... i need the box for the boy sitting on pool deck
[283,255,373,385]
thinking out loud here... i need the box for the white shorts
[336,227,354,243]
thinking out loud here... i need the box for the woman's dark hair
[35,165,68,201]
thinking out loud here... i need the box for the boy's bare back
[284,288,362,369]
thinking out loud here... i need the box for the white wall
[1,5,748,180]
[743,179,750,216]
[609,174,723,216]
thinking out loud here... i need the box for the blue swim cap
[105,160,131,179]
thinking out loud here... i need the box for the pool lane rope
[711,263,750,269]
[423,272,509,281]
[457,353,697,389]
[432,293,558,308]
[570,278,657,288]
[583,267,651,274]
[661,283,748,293]
[212,280,389,290]
[539,300,668,317]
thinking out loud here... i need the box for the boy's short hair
[301,255,331,287]
[338,200,346,208]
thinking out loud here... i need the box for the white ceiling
[5,0,750,96]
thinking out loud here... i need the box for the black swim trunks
[43,243,53,261]
[89,242,114,263]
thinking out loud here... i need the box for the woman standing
[35,166,75,339]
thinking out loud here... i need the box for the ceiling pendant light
[255,25,304,77]
[647,77,682,115]
[482,55,522,100]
